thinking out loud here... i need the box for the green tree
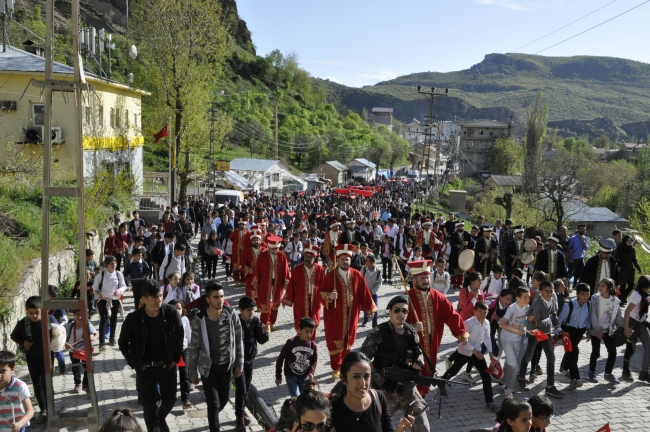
[489,136,524,175]
[593,135,611,149]
[130,0,230,200]
[523,92,548,193]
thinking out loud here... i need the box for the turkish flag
[153,124,168,144]
[529,329,549,342]
[562,333,573,352]
[596,423,610,432]
[177,356,186,367]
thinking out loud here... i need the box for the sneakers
[516,379,529,391]
[109,339,116,346]
[545,386,564,398]
[74,384,82,393]
[535,365,543,376]
[462,372,473,384]
[604,373,621,384]
[58,363,66,374]
[504,388,513,400]
[235,416,246,432]
[182,400,193,409]
[497,382,506,391]
[528,373,536,383]
[243,412,252,426]
[588,370,598,383]
[445,357,452,370]
[558,368,569,377]
[638,371,650,383]
[622,370,634,382]
[569,379,583,390]
[486,402,500,412]
[98,345,106,353]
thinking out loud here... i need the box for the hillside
[320,53,650,141]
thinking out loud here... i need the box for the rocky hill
[319,53,650,141]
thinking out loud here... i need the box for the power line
[532,0,650,55]
[508,0,620,53]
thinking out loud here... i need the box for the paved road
[19,242,649,431]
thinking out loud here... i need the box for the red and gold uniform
[242,230,268,298]
[283,247,324,339]
[229,218,248,285]
[252,236,290,325]
[322,220,342,269]
[415,220,440,259]
[319,244,377,373]
[405,260,467,395]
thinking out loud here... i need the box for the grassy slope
[321,53,650,136]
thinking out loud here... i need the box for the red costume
[322,220,341,269]
[319,244,377,372]
[415,223,440,259]
[229,220,248,284]
[242,241,268,298]
[252,238,290,325]
[283,260,325,339]
[405,260,467,395]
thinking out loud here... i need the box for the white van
[214,190,244,207]
[406,169,420,182]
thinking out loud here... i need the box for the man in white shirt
[93,256,127,350]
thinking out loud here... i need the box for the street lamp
[208,90,225,203]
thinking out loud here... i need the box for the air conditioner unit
[23,126,64,144]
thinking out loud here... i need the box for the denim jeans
[98,298,120,345]
[364,294,379,326]
[285,374,308,397]
[500,337,523,390]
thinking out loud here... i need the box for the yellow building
[0,46,148,190]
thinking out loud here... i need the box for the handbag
[613,327,627,347]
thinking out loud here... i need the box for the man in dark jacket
[118,280,184,432]
[534,233,569,282]
[581,238,619,296]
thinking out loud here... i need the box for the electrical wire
[532,0,650,55]
[508,0,620,53]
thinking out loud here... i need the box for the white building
[345,158,377,182]
[229,158,307,192]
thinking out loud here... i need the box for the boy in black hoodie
[236,296,269,425]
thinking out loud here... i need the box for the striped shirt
[0,377,30,427]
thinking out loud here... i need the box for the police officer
[359,295,431,432]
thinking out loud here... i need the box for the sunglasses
[392,308,409,315]
[301,421,327,431]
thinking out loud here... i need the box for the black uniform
[581,255,618,296]
[505,238,525,277]
[535,248,569,280]
[474,236,498,277]
[449,230,475,274]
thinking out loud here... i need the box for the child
[558,283,591,390]
[361,255,382,327]
[409,246,424,263]
[487,288,513,359]
[380,235,394,282]
[47,285,67,374]
[517,280,563,398]
[268,397,297,432]
[0,351,35,431]
[510,268,525,285]
[358,242,371,261]
[350,241,363,271]
[10,296,57,423]
[275,317,318,397]
[99,408,143,432]
[65,310,98,393]
[168,300,192,409]
[125,247,151,308]
[73,269,94,315]
[431,258,451,294]
[493,398,532,432]
[528,395,555,432]
[481,264,507,295]
[441,301,500,412]
[238,296,270,424]
[459,272,485,321]
[529,271,547,302]
[553,279,569,316]
[398,238,413,277]
[499,287,532,399]
[197,232,209,277]
[622,275,650,383]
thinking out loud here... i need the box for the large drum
[458,249,475,271]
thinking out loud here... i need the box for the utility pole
[274,100,279,160]
[417,86,448,200]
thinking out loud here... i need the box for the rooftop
[350,158,377,168]
[460,119,511,128]
[372,107,393,113]
[485,175,523,187]
[229,158,280,171]
[325,161,348,171]
[568,206,627,223]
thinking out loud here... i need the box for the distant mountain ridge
[318,53,650,141]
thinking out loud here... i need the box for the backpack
[361,267,381,287]
[562,299,590,329]
[162,252,189,283]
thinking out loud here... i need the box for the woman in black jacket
[218,215,234,280]
[617,235,642,304]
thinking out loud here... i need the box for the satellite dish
[128,73,134,84]
[129,45,138,59]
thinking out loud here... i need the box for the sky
[237,0,650,88]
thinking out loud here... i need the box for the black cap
[386,295,409,310]
[238,296,256,309]
[178,209,186,214]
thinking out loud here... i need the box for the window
[265,176,271,186]
[467,140,474,147]
[133,113,138,127]
[32,104,45,126]
[115,108,121,128]
[467,128,475,135]
[83,107,90,126]
[109,108,114,127]
[98,106,104,127]
[480,130,484,135]
[125,109,129,127]
[272,173,280,182]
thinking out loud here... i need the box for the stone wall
[0,231,103,354]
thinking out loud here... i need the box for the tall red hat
[335,244,355,257]
[304,246,321,256]
[330,220,341,229]
[250,229,262,240]
[406,260,432,276]
[267,235,283,248]
[238,217,248,225]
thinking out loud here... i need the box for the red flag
[153,124,168,144]
[529,329,549,342]
[596,423,610,432]
[562,333,573,352]
[177,356,186,367]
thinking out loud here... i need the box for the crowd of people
[8,178,648,432]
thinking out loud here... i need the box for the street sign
[216,161,230,171]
